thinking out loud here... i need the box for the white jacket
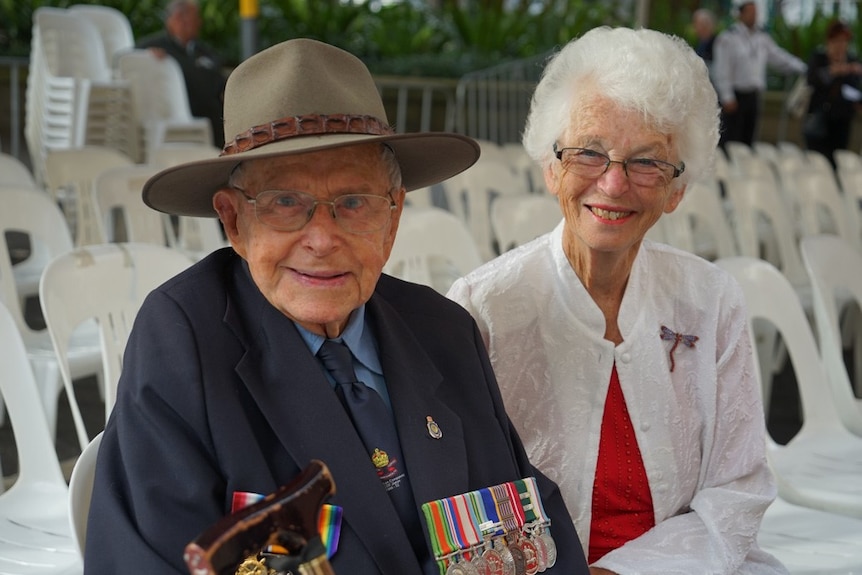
[447,223,787,575]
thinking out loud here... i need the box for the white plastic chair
[660,177,738,261]
[26,9,136,185]
[0,300,82,574]
[0,187,101,440]
[795,170,858,247]
[148,142,222,168]
[44,146,134,246]
[68,5,134,71]
[724,173,811,388]
[447,157,530,260]
[716,256,862,519]
[0,152,37,188]
[39,243,193,449]
[758,496,862,573]
[384,206,483,295]
[117,50,213,163]
[836,167,862,249]
[490,193,561,253]
[834,149,862,173]
[800,234,862,436]
[92,164,166,245]
[68,430,102,555]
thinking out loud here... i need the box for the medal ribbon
[421,499,460,562]
[467,489,497,540]
[524,477,551,526]
[504,481,527,529]
[443,497,471,556]
[479,487,505,537]
[513,479,538,525]
[490,483,519,535]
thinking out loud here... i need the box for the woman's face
[544,96,685,263]
[827,35,850,61]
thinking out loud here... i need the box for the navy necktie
[317,340,428,561]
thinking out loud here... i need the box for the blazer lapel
[367,294,469,509]
[225,269,423,573]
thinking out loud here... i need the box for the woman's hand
[590,568,618,575]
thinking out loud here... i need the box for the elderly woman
[448,27,787,575]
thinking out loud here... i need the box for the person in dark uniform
[137,0,227,147]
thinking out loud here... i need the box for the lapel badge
[660,325,699,373]
[426,416,443,439]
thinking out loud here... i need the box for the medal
[471,551,493,575]
[539,532,556,568]
[531,533,548,572]
[518,537,540,575]
[507,540,527,575]
[495,538,516,575]
[482,545,506,575]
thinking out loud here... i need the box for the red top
[588,364,655,564]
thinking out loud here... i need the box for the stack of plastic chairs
[117,50,214,163]
[68,4,134,72]
[25,8,136,186]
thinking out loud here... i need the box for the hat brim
[143,132,480,217]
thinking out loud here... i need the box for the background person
[803,19,862,167]
[693,7,718,85]
[713,0,806,146]
[83,38,589,575]
[448,26,788,575]
[137,0,227,147]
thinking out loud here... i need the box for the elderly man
[137,0,226,146]
[83,38,589,575]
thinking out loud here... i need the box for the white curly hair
[522,26,720,187]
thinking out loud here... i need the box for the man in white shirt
[713,0,806,146]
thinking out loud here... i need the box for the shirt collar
[295,305,383,375]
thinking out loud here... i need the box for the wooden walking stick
[185,460,336,575]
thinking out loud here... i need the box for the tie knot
[317,340,358,385]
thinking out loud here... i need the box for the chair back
[715,256,844,438]
[449,157,531,260]
[723,173,809,288]
[490,194,561,253]
[68,431,102,555]
[384,206,483,294]
[661,177,738,260]
[0,301,67,489]
[44,146,134,246]
[39,243,193,448]
[0,187,74,347]
[800,234,862,436]
[68,5,134,71]
[0,153,37,189]
[93,164,166,244]
[0,300,81,572]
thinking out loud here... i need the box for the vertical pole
[239,0,259,62]
[635,0,650,28]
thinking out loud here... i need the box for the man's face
[739,3,757,28]
[214,144,405,338]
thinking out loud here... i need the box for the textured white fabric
[447,222,788,575]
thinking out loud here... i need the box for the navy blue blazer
[84,248,588,574]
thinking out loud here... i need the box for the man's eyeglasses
[553,144,685,187]
[233,188,397,234]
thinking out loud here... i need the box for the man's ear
[213,189,241,246]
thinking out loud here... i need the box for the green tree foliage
[1,0,851,77]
